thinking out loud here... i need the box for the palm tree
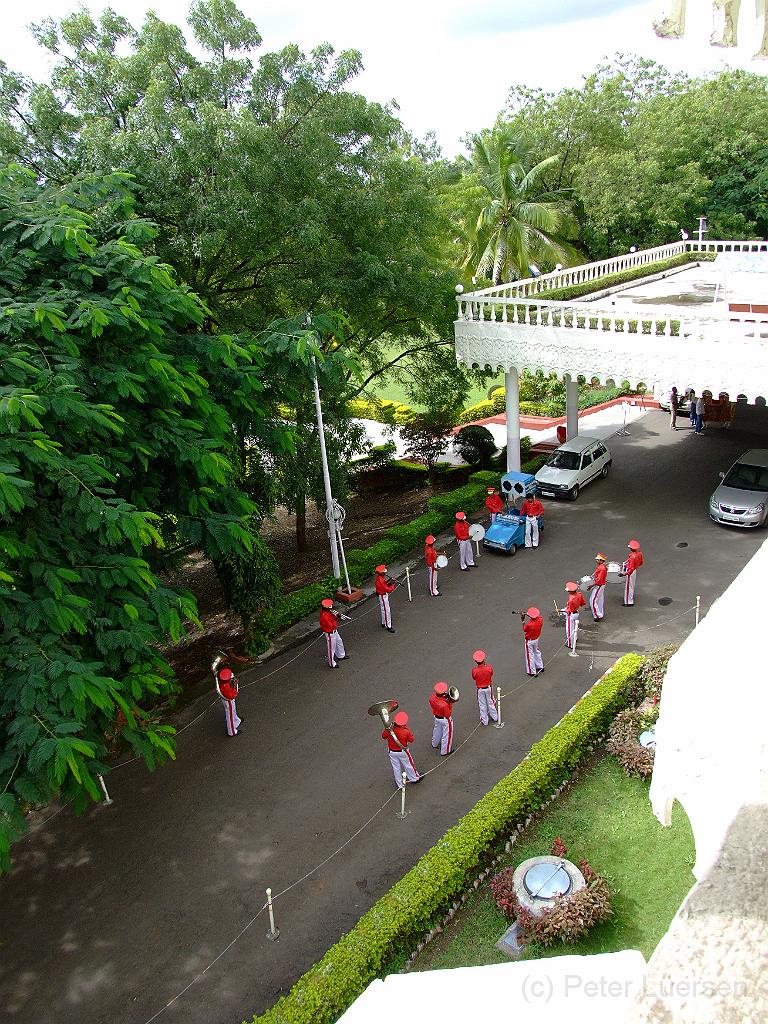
[461,127,579,285]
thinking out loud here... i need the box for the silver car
[709,450,768,528]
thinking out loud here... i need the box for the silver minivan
[535,435,612,501]
[709,449,768,528]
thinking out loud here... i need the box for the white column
[505,367,521,472]
[565,374,579,441]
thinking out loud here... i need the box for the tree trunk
[295,491,307,552]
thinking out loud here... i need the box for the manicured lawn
[409,755,695,972]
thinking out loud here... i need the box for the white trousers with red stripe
[389,748,420,788]
[524,516,539,548]
[221,698,241,737]
[477,686,498,725]
[624,571,637,605]
[490,512,498,524]
[458,538,475,569]
[590,584,605,620]
[566,612,579,651]
[378,593,392,627]
[428,566,439,596]
[431,716,454,754]
[325,629,345,667]
[525,638,544,675]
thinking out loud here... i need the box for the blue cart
[483,471,543,555]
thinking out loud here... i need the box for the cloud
[451,0,647,34]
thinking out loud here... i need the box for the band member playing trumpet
[520,493,545,549]
[471,650,499,725]
[485,486,503,523]
[216,667,242,737]
[319,598,348,668]
[429,681,454,755]
[375,564,396,632]
[520,608,544,676]
[454,511,475,570]
[425,535,441,597]
[382,711,421,788]
[589,553,608,622]
[621,539,644,606]
[562,582,586,652]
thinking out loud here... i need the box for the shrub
[348,397,415,425]
[550,836,567,858]
[536,252,715,303]
[250,654,642,1024]
[454,425,497,467]
[457,398,496,424]
[606,705,659,779]
[634,643,678,703]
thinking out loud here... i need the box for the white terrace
[454,240,768,470]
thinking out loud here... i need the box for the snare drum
[606,561,622,584]
[579,574,594,594]
[436,554,449,569]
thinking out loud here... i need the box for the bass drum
[469,523,486,541]
[579,574,594,595]
[436,554,449,569]
[606,561,623,584]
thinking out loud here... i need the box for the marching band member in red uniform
[520,607,544,676]
[589,553,608,621]
[454,511,475,570]
[429,681,454,755]
[485,487,503,523]
[471,650,498,725]
[319,598,348,668]
[382,711,421,788]
[622,540,644,606]
[217,667,242,737]
[425,535,441,597]
[375,564,396,632]
[520,494,545,549]
[562,582,586,652]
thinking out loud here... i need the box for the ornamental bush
[250,653,643,1024]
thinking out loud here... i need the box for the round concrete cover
[523,862,572,899]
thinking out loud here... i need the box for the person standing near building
[670,386,679,430]
[485,486,503,523]
[425,535,441,597]
[382,711,421,788]
[688,390,697,429]
[375,564,396,633]
[562,581,586,652]
[216,667,242,737]
[588,553,608,621]
[320,598,348,668]
[429,681,454,755]
[695,394,705,434]
[519,608,544,676]
[519,493,545,549]
[454,511,475,570]
[621,540,644,606]
[471,650,498,725]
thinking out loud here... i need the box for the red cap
[455,511,466,520]
[595,552,607,561]
[565,581,578,592]
[375,564,387,574]
[425,535,436,545]
[527,607,541,619]
[472,649,485,663]
[628,539,641,551]
[486,487,496,494]
[393,711,408,726]
[433,681,449,695]
[321,598,334,609]
[219,668,233,682]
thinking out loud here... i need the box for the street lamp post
[307,316,341,580]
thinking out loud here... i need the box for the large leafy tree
[0,167,312,868]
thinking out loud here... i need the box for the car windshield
[722,463,768,492]
[547,450,580,471]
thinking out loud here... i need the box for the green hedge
[348,397,415,425]
[535,251,715,302]
[250,652,644,1024]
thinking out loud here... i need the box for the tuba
[367,699,399,729]
[448,686,460,703]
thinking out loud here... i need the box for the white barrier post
[474,539,481,560]
[266,888,280,941]
[405,566,413,602]
[97,773,113,805]
[695,595,701,627]
[396,773,410,819]
[492,686,505,729]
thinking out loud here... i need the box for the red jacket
[219,680,238,701]
[521,498,545,518]
[472,663,494,689]
[319,609,340,633]
[429,693,453,718]
[454,521,470,542]
[485,494,503,515]
[592,563,608,586]
[382,724,414,751]
[523,618,542,641]
[566,592,587,614]
[375,575,395,596]
[425,546,438,568]
[625,551,644,575]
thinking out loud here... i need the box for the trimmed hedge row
[535,251,715,303]
[251,652,644,1024]
[348,397,415,425]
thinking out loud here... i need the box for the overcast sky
[2,0,766,156]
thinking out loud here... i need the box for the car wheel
[569,484,579,501]
[601,464,609,478]
[506,544,516,556]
